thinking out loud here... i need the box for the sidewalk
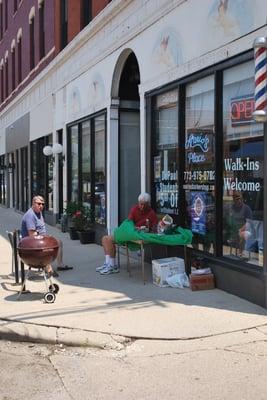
[0,207,266,348]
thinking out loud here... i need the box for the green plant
[64,201,83,217]
[72,207,94,231]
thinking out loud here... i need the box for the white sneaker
[100,265,120,275]
[111,265,120,274]
[96,263,108,272]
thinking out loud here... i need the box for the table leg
[117,244,120,268]
[140,241,145,284]
[13,232,19,284]
[126,244,131,277]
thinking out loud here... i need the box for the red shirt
[128,204,158,229]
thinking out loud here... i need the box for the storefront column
[139,89,147,192]
[107,99,119,233]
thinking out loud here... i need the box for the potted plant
[64,201,84,240]
[72,207,95,244]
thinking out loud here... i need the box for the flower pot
[69,227,79,240]
[77,230,95,244]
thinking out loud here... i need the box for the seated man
[97,192,158,275]
[21,195,72,277]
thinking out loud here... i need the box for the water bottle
[145,219,150,233]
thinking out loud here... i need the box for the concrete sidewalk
[0,207,266,348]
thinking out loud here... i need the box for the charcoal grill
[17,235,60,303]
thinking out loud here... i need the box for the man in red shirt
[97,192,157,275]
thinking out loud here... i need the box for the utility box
[152,257,184,287]
[190,273,215,291]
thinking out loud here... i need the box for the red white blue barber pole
[252,36,267,122]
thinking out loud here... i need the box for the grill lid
[18,235,59,251]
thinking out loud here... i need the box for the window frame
[29,15,35,70]
[147,50,266,274]
[67,110,107,227]
[39,0,45,60]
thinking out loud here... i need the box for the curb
[0,319,129,349]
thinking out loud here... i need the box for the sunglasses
[35,202,45,206]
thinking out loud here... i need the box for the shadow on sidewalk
[0,206,267,322]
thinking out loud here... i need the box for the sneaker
[111,265,120,273]
[100,265,120,275]
[96,263,108,272]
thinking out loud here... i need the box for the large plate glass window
[31,137,47,205]
[0,155,6,205]
[47,134,53,211]
[70,125,79,202]
[184,75,215,254]
[81,120,91,208]
[222,61,264,266]
[68,112,106,226]
[94,115,106,225]
[154,90,179,216]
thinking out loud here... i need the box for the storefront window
[184,75,215,254]
[68,112,106,226]
[20,147,29,212]
[94,115,106,225]
[222,61,264,266]
[47,134,53,211]
[154,90,179,216]
[70,125,79,202]
[81,120,91,208]
[31,137,46,201]
[0,155,6,205]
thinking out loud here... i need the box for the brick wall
[0,0,55,107]
[92,0,111,18]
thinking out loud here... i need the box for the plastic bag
[166,272,189,289]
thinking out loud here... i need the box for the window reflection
[222,61,264,266]
[70,126,79,202]
[94,115,106,225]
[68,113,106,226]
[154,90,179,216]
[47,134,53,211]
[184,75,215,255]
[82,120,91,208]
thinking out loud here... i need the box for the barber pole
[252,36,267,122]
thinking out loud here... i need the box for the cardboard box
[190,273,215,291]
[152,257,184,287]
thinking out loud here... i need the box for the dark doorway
[118,52,141,222]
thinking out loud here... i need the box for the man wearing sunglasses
[21,195,72,276]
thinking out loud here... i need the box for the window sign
[230,95,254,126]
[184,128,215,190]
[184,75,215,254]
[191,192,206,235]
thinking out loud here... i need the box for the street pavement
[0,206,266,348]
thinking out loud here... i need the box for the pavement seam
[1,317,267,348]
[47,353,75,400]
